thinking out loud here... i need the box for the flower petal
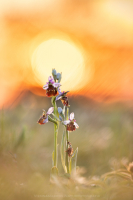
[48,76,55,84]
[74,122,79,129]
[56,95,62,101]
[48,76,53,81]
[43,117,48,124]
[70,112,74,120]
[63,120,70,125]
[57,87,62,94]
[53,83,61,88]
[43,84,48,90]
[47,107,54,115]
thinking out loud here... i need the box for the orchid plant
[37,69,79,176]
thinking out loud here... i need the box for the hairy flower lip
[66,147,73,157]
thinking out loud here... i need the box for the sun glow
[31,39,87,91]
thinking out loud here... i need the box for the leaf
[102,170,132,181]
[51,166,58,176]
[61,128,67,173]
[57,144,59,165]
[14,128,25,149]
[69,147,78,174]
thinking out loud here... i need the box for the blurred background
[1,0,133,199]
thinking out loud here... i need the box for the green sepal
[51,113,61,122]
[48,116,57,125]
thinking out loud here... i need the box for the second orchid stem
[66,107,69,173]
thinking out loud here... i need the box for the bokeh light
[31,38,89,91]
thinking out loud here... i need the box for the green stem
[54,123,58,167]
[66,107,69,173]
[53,100,58,167]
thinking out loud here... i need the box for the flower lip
[37,115,48,125]
[66,147,73,157]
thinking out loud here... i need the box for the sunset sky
[1,0,133,108]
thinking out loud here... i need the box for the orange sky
[0,0,133,108]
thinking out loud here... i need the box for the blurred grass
[0,92,133,199]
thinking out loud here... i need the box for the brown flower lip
[67,121,76,131]
[46,85,57,97]
[38,114,47,125]
[66,147,73,157]
[37,107,54,125]
[61,96,69,106]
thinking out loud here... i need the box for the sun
[31,39,86,91]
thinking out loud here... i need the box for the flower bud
[58,107,65,120]
[56,73,62,83]
[59,116,62,121]
[58,107,63,114]
[52,69,57,81]
[52,68,56,75]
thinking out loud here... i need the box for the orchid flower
[37,107,54,125]
[66,147,73,157]
[43,76,61,97]
[66,141,73,157]
[56,88,69,106]
[63,112,79,131]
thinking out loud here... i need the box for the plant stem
[54,123,58,167]
[53,100,58,167]
[66,107,69,173]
